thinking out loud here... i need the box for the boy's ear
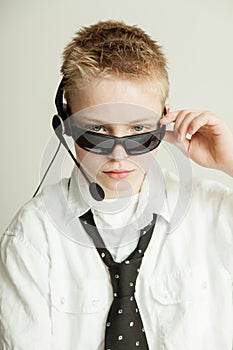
[165,105,170,115]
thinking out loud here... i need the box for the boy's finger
[163,130,178,143]
[163,130,189,155]
[160,111,179,124]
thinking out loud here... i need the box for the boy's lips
[103,169,135,179]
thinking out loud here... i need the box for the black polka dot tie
[80,210,156,350]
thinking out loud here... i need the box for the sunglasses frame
[70,122,166,155]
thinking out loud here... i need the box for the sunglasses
[71,124,166,156]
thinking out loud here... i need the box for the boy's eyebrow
[74,117,158,125]
[127,118,159,124]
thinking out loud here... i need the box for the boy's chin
[101,182,141,199]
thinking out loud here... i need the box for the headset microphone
[52,114,105,201]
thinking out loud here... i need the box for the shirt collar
[65,164,171,225]
[64,168,90,224]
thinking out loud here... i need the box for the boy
[0,20,233,349]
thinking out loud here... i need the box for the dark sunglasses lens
[125,134,161,155]
[76,132,115,155]
[74,127,165,155]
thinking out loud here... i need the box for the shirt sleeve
[0,218,52,349]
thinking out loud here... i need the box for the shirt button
[92,299,99,306]
[202,281,207,289]
[60,297,65,305]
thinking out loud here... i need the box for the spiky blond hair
[61,20,169,105]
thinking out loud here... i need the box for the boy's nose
[107,144,129,160]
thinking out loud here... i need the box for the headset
[53,78,105,201]
[33,78,166,201]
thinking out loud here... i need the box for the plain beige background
[1,0,233,233]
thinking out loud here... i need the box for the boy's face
[70,78,164,198]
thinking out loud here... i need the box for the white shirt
[0,166,233,350]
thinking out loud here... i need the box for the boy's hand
[160,110,233,177]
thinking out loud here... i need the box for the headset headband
[55,77,67,120]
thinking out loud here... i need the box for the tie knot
[108,257,142,298]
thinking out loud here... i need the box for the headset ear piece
[52,111,73,137]
[54,78,73,136]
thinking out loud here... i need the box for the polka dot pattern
[79,210,157,349]
[101,216,156,349]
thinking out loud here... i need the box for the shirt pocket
[51,278,112,314]
[149,268,209,348]
[150,270,193,305]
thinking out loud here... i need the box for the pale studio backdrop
[1,0,233,233]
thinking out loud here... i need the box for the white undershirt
[92,193,142,262]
